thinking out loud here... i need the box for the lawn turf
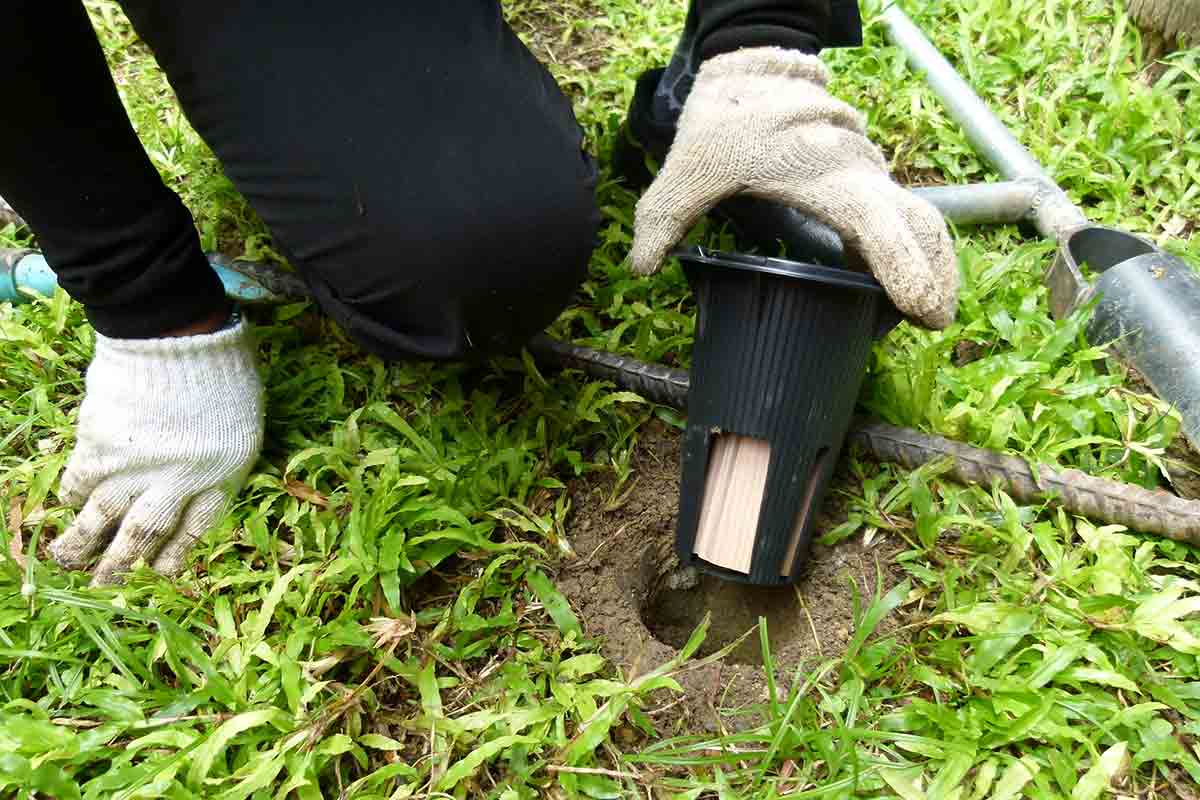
[3,0,1200,797]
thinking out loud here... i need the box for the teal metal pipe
[0,251,58,301]
[0,248,308,306]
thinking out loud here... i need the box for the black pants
[2,1,601,359]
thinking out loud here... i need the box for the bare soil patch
[554,420,908,735]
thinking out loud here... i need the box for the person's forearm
[0,2,228,338]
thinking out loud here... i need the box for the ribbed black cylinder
[675,247,900,585]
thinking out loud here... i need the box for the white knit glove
[50,320,264,586]
[632,47,959,329]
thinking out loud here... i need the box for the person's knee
[453,181,600,356]
[303,172,600,361]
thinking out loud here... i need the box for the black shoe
[613,67,849,267]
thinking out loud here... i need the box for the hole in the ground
[640,570,808,666]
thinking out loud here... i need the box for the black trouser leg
[4,1,600,358]
[0,1,228,337]
[118,0,600,359]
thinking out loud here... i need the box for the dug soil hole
[555,420,910,734]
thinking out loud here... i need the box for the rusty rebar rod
[529,336,1200,544]
[848,421,1200,544]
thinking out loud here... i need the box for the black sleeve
[648,1,862,123]
[690,0,862,59]
[0,1,228,338]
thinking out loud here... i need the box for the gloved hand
[632,47,959,330]
[50,319,264,586]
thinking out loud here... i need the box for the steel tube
[912,180,1037,226]
[880,6,1047,181]
[880,6,1087,239]
[884,5,1200,449]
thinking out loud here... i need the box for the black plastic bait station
[673,246,900,586]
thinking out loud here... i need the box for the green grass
[3,0,1200,797]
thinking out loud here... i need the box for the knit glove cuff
[699,47,829,85]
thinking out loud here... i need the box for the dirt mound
[554,420,907,735]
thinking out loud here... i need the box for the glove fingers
[58,452,104,508]
[877,183,960,329]
[90,488,187,587]
[898,186,958,284]
[150,489,227,578]
[752,172,959,329]
[49,479,136,569]
[632,158,739,276]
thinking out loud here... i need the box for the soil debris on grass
[555,419,908,735]
[1122,366,1200,499]
[952,338,990,366]
[1166,435,1200,500]
[505,0,611,76]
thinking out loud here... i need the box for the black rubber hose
[527,335,1200,545]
